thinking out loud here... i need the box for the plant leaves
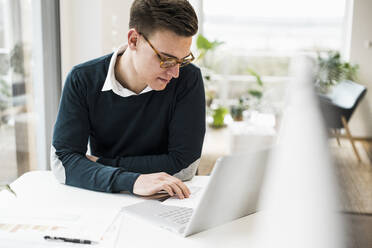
[246,68,263,86]
[248,90,263,99]
[196,34,213,50]
[196,34,223,51]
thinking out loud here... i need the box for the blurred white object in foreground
[257,56,346,248]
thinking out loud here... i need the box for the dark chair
[318,80,367,162]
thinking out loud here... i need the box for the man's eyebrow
[160,52,191,60]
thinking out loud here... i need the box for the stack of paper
[0,206,122,247]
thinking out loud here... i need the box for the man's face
[133,29,193,91]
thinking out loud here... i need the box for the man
[51,0,205,199]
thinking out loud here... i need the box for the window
[0,2,5,48]
[0,0,61,185]
[202,0,347,76]
[0,0,38,185]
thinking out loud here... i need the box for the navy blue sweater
[52,53,205,193]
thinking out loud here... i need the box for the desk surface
[0,171,261,248]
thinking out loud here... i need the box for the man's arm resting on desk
[51,145,190,198]
[86,154,190,198]
[51,145,140,193]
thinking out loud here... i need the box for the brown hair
[129,0,198,38]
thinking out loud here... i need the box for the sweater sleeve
[51,68,140,193]
[96,67,206,178]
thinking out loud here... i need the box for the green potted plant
[230,97,246,121]
[229,68,264,121]
[315,50,359,93]
[195,34,223,108]
[245,68,264,111]
[210,106,228,128]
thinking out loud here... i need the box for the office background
[0,1,371,244]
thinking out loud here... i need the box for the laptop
[123,149,269,237]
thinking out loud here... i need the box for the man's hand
[86,154,99,162]
[133,172,190,199]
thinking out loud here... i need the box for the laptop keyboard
[156,206,193,225]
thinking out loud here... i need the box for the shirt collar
[101,44,153,97]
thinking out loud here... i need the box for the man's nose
[167,64,180,78]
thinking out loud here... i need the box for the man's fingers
[132,172,191,198]
[162,184,174,197]
[168,183,185,199]
[172,179,190,198]
[176,183,190,198]
[166,176,190,198]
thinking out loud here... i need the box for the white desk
[0,171,261,248]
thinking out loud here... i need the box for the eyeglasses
[140,33,194,68]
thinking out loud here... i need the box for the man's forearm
[52,145,140,193]
[85,153,192,198]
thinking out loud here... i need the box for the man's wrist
[86,154,99,162]
[112,171,141,193]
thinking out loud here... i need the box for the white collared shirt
[101,44,153,97]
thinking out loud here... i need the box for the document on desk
[0,206,121,247]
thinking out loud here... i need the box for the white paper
[0,206,121,246]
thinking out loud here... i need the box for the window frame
[32,0,62,170]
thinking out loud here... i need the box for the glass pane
[0,1,5,48]
[0,0,37,186]
[203,0,346,76]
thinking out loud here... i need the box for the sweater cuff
[112,171,141,194]
[97,157,117,167]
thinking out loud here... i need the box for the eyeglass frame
[139,32,195,68]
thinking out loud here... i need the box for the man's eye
[164,57,176,61]
[163,60,176,66]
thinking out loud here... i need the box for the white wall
[346,0,372,137]
[59,0,133,84]
[100,0,133,54]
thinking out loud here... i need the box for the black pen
[5,184,17,197]
[44,235,98,245]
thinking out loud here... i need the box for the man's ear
[127,29,139,50]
